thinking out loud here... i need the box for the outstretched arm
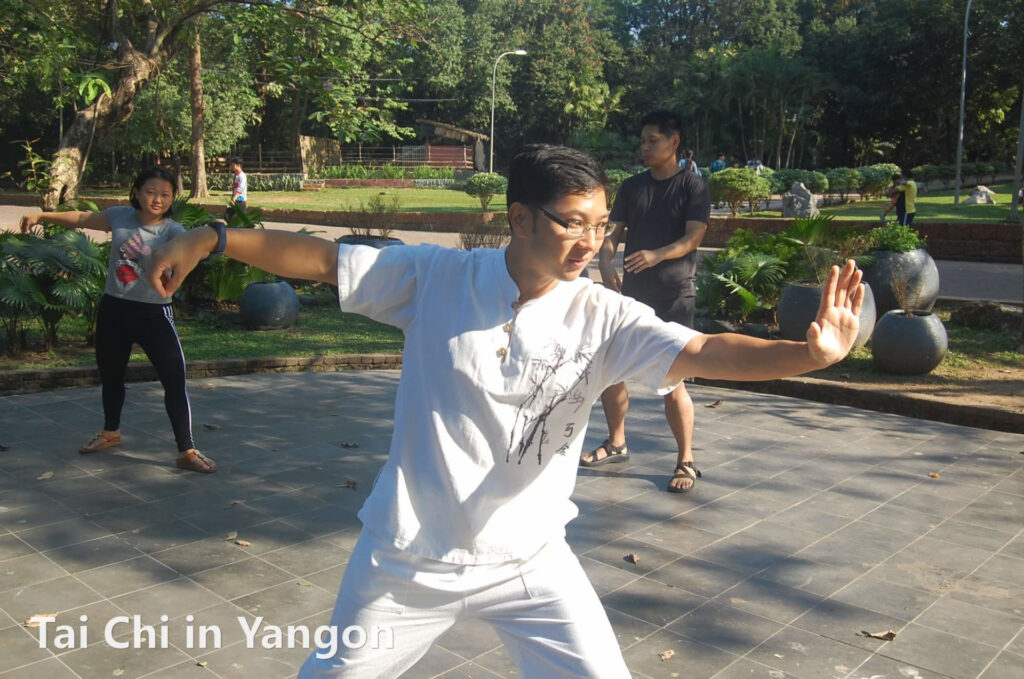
[665,260,863,385]
[20,211,109,233]
[146,227,339,298]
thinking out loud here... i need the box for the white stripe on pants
[297,530,631,679]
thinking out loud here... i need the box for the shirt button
[497,347,508,358]
[503,323,512,333]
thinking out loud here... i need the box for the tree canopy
[2,0,1022,187]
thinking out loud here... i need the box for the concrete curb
[693,376,1023,434]
[2,354,1019,434]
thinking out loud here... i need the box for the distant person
[678,149,702,176]
[582,111,708,493]
[710,152,727,174]
[747,158,765,174]
[19,167,215,473]
[881,168,918,225]
[226,156,247,221]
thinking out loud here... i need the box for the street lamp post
[954,0,974,207]
[489,49,527,173]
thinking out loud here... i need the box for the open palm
[806,260,864,366]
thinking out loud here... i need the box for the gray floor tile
[925,518,1017,553]
[978,651,1024,679]
[791,597,908,652]
[582,535,684,575]
[712,657,798,678]
[192,557,294,600]
[112,577,226,625]
[150,535,250,576]
[843,654,953,679]
[602,575,706,627]
[757,555,870,598]
[434,662,506,678]
[621,628,737,678]
[872,537,994,593]
[0,553,68,594]
[404,644,473,678]
[970,553,1024,588]
[76,555,182,598]
[43,535,145,574]
[577,555,639,597]
[15,517,114,552]
[231,579,336,626]
[0,574,102,624]
[914,596,1024,648]
[648,555,750,599]
[745,625,873,678]
[435,618,504,660]
[0,656,81,678]
[0,533,34,562]
[259,537,352,578]
[880,622,1002,678]
[714,576,823,625]
[59,639,192,679]
[0,622,54,672]
[668,599,783,655]
[831,575,941,621]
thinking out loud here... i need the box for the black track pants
[95,294,195,452]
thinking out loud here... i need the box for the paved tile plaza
[0,371,1022,678]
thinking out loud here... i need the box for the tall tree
[188,23,208,198]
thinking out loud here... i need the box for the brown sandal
[177,449,217,473]
[668,461,701,493]
[580,439,629,468]
[79,431,121,454]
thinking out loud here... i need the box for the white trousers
[297,530,631,679]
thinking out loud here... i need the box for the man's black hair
[230,156,243,168]
[639,110,682,140]
[129,166,178,216]
[506,144,606,207]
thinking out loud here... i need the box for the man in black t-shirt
[580,110,709,493]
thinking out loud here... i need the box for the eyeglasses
[537,206,612,239]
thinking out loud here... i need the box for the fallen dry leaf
[705,400,723,408]
[297,582,311,587]
[113,670,124,677]
[859,629,897,641]
[36,471,53,480]
[235,539,251,547]
[202,423,221,431]
[0,443,9,451]
[196,660,208,667]
[223,531,238,541]
[929,472,941,479]
[659,649,675,661]
[25,613,58,628]
[624,553,640,565]
[230,500,244,506]
[338,441,360,448]
[339,479,358,490]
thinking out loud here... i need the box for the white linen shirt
[337,243,699,564]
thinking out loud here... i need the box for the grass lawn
[742,182,1019,222]
[0,303,405,371]
[78,186,506,214]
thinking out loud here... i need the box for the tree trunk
[188,26,209,199]
[45,51,162,209]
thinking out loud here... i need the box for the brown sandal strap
[177,449,217,473]
[673,461,702,479]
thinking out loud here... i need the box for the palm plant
[699,250,787,323]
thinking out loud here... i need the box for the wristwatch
[206,220,227,256]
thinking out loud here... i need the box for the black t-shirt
[612,170,710,294]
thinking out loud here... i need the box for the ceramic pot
[870,309,948,374]
[777,281,876,347]
[861,248,940,317]
[239,281,299,330]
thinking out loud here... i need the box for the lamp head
[513,49,527,55]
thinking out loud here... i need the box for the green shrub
[825,167,863,202]
[868,223,925,252]
[464,172,508,211]
[411,166,455,180]
[857,166,893,199]
[605,168,634,205]
[767,169,828,195]
[708,168,772,216]
[697,250,787,323]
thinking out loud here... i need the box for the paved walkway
[1,372,1022,678]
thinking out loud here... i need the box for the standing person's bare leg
[579,383,630,466]
[665,382,699,492]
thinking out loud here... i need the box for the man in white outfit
[147,144,864,678]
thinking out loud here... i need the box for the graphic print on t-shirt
[507,343,594,465]
[114,231,151,291]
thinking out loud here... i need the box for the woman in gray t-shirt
[20,167,215,473]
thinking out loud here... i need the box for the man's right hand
[147,227,218,298]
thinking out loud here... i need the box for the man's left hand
[623,249,662,274]
[806,260,864,367]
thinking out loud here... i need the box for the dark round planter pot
[870,309,948,374]
[239,281,299,330]
[861,248,940,318]
[777,281,876,347]
[336,235,404,249]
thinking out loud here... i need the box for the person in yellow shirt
[881,168,918,225]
